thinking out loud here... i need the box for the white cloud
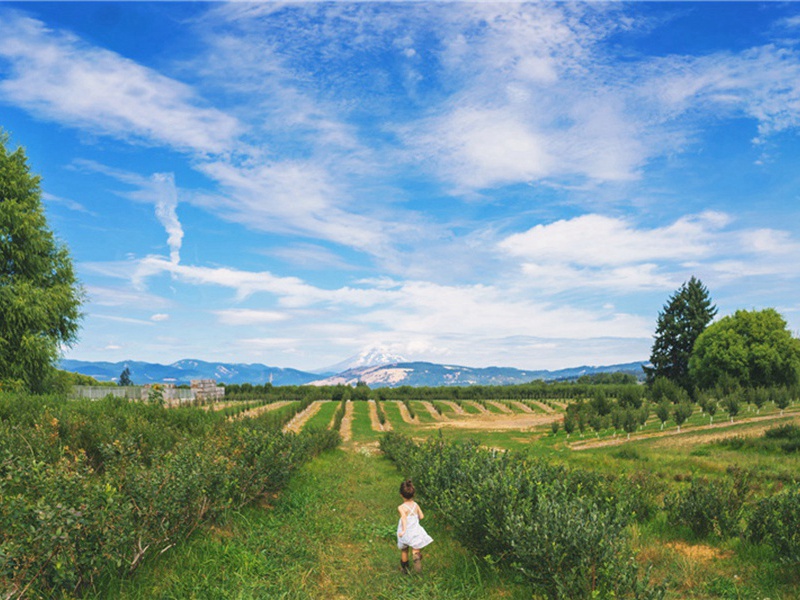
[398,6,800,191]
[0,11,241,153]
[85,285,170,309]
[214,309,288,326]
[643,44,800,139]
[195,159,392,255]
[265,243,356,271]
[94,315,155,326]
[500,212,729,267]
[150,174,183,265]
[42,191,94,215]
[499,211,799,293]
[74,162,185,265]
[150,313,170,322]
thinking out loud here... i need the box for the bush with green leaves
[380,432,664,599]
[746,484,800,565]
[664,472,750,538]
[0,392,339,597]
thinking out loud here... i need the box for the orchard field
[2,390,800,599]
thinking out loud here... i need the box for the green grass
[458,401,483,415]
[72,399,800,600]
[383,401,414,435]
[303,400,339,430]
[410,401,436,424]
[432,401,455,417]
[98,450,531,599]
[350,400,379,444]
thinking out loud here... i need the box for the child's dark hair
[399,479,415,499]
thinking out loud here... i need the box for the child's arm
[398,506,408,536]
[416,503,425,520]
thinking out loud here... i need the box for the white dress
[397,502,433,550]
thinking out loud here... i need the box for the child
[396,479,433,574]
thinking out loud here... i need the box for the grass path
[101,448,529,599]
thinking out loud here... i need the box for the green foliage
[664,471,751,539]
[374,398,387,425]
[331,397,347,432]
[722,392,742,422]
[618,385,644,409]
[118,367,133,387]
[402,398,416,419]
[0,392,338,597]
[690,308,800,390]
[746,484,800,565]
[655,401,671,427]
[577,372,639,385]
[718,424,800,455]
[0,133,84,393]
[380,432,665,599]
[645,277,717,389]
[672,402,693,431]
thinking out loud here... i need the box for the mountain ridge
[60,358,647,388]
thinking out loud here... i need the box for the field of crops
[3,391,799,599]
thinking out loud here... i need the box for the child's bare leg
[412,549,422,573]
[400,547,410,574]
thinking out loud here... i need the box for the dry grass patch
[283,400,324,433]
[340,400,354,441]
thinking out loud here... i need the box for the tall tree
[644,277,716,389]
[0,133,83,393]
[118,367,133,387]
[689,308,800,390]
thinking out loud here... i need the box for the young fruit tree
[0,133,83,393]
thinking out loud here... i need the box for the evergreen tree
[118,367,133,386]
[644,277,716,390]
[0,133,83,393]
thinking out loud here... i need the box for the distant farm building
[71,379,224,405]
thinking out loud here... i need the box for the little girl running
[396,479,433,574]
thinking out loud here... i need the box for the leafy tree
[722,393,741,423]
[589,412,605,437]
[698,392,718,424]
[773,387,792,416]
[563,415,576,438]
[351,380,370,402]
[621,408,638,439]
[689,308,800,390]
[672,402,693,432]
[589,388,612,415]
[617,386,643,409]
[656,401,671,430]
[645,277,716,389]
[118,367,133,387]
[0,133,83,393]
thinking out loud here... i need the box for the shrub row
[380,432,664,600]
[0,393,339,598]
[331,397,347,432]
[664,469,800,565]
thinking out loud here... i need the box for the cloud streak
[0,11,241,154]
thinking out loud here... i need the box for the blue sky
[1,2,799,372]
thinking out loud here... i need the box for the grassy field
[92,398,800,599]
[98,449,529,599]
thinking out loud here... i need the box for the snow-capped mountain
[314,347,407,375]
[60,357,647,388]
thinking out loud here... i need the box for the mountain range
[60,357,647,388]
